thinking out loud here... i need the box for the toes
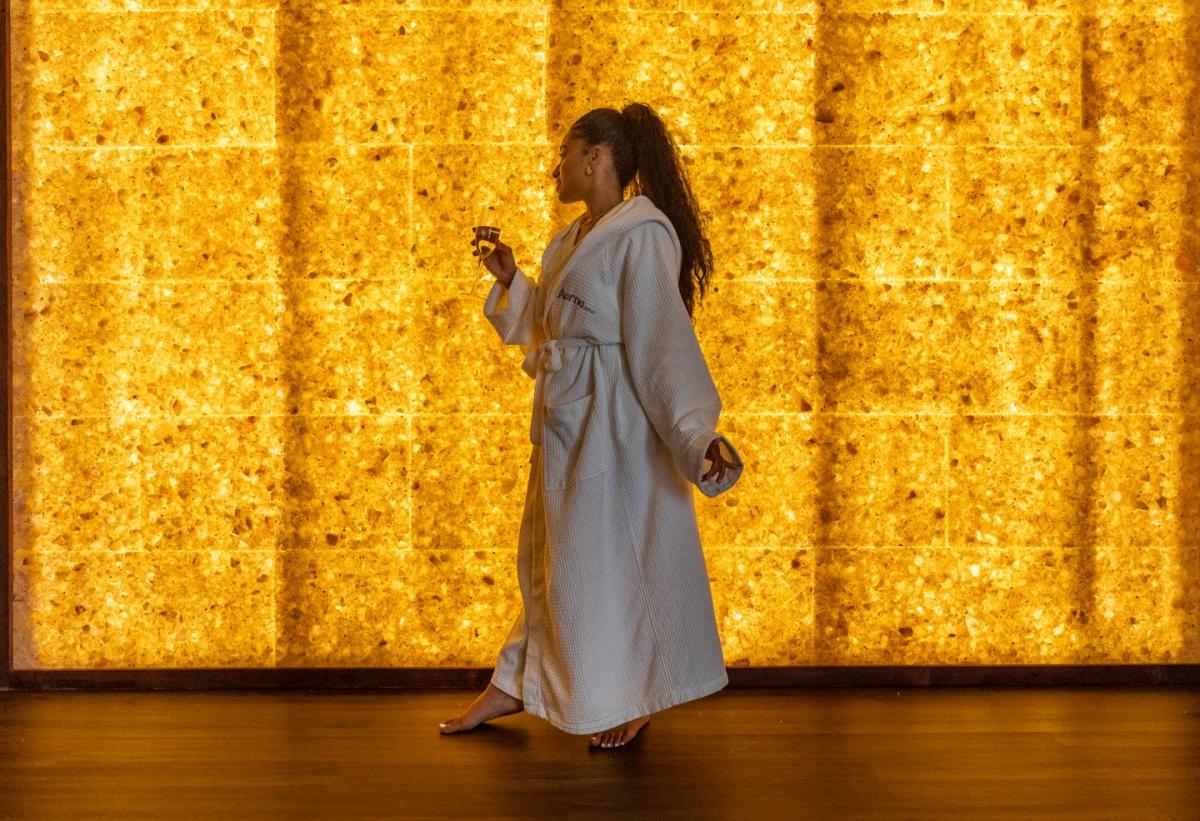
[591,728,628,746]
[587,718,650,747]
[590,726,642,748]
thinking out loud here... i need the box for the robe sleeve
[618,220,745,499]
[482,267,545,379]
[483,267,536,345]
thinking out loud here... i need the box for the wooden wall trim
[3,1,14,691]
[3,666,1198,692]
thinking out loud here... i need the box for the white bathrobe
[482,194,745,735]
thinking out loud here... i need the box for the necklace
[582,199,623,226]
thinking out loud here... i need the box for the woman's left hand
[702,437,734,483]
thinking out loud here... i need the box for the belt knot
[522,337,622,447]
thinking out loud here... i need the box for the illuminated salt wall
[7,0,1199,670]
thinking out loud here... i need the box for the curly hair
[567,103,714,321]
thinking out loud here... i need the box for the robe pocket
[542,390,610,491]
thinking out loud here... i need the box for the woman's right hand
[472,235,517,287]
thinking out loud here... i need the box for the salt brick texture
[7,2,1200,668]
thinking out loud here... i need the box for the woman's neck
[583,195,624,225]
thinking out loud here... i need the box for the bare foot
[589,715,651,748]
[439,683,523,734]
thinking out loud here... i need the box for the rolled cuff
[482,267,533,342]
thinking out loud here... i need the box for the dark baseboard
[1,664,1197,691]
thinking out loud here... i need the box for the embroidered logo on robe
[556,286,597,315]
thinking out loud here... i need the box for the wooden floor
[0,686,1197,820]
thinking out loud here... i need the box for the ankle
[491,684,521,702]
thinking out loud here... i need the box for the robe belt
[522,337,623,446]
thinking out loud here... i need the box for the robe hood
[547,194,681,276]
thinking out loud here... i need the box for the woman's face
[551,134,591,203]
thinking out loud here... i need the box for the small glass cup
[465,204,502,300]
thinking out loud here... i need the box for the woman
[439,103,745,749]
